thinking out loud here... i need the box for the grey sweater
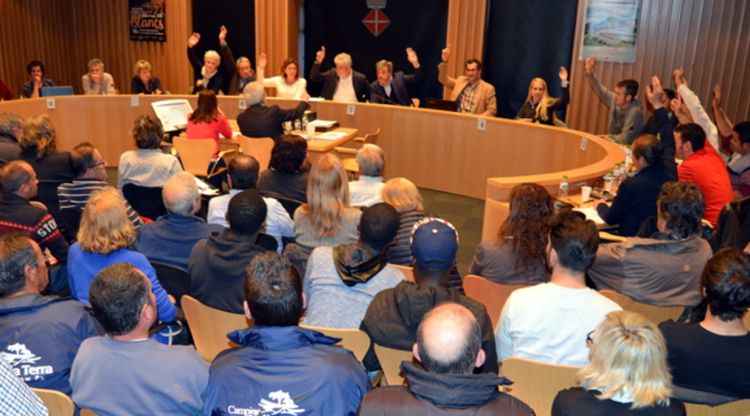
[586,72,644,144]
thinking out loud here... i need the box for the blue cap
[410,217,459,270]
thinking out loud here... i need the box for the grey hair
[204,50,221,63]
[243,82,266,106]
[334,53,352,68]
[0,113,22,136]
[162,172,199,216]
[356,144,385,176]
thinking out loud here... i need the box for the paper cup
[581,186,592,202]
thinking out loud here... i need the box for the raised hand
[712,83,722,107]
[673,68,686,87]
[315,46,326,64]
[645,75,666,110]
[559,67,568,82]
[406,47,420,68]
[257,52,268,70]
[583,56,596,75]
[441,45,450,63]
[188,32,201,48]
[218,25,228,45]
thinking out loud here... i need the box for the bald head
[415,302,484,375]
[162,172,200,216]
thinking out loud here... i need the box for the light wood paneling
[443,0,488,99]
[568,0,750,134]
[255,0,301,81]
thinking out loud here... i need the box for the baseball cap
[410,217,459,270]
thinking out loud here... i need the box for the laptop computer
[424,98,457,112]
[40,86,74,97]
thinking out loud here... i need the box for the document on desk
[315,131,349,141]
[574,207,605,225]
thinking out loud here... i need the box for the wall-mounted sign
[130,0,166,42]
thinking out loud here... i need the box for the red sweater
[678,144,733,227]
[186,115,233,158]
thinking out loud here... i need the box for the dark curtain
[303,0,448,103]
[483,0,578,119]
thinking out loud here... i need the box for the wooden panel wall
[567,0,750,133]
[443,0,487,99]
[255,0,301,75]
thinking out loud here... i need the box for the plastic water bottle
[559,176,569,199]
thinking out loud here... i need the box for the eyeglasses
[586,330,594,347]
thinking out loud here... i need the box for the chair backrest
[122,184,167,220]
[598,290,684,323]
[181,295,249,362]
[260,190,304,217]
[173,137,215,176]
[684,400,750,416]
[57,208,82,242]
[373,343,413,386]
[362,128,381,144]
[390,264,415,282]
[151,262,190,307]
[500,357,581,416]
[79,410,99,416]
[299,324,371,361]
[238,136,275,174]
[463,274,530,330]
[31,388,74,416]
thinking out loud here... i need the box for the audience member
[438,46,497,116]
[553,311,686,415]
[118,114,182,189]
[23,60,55,99]
[711,84,741,159]
[67,188,176,324]
[0,234,99,394]
[381,177,427,265]
[349,143,386,208]
[0,356,48,416]
[310,46,369,102]
[516,67,570,125]
[187,32,223,94]
[584,56,643,144]
[0,79,11,101]
[130,59,163,95]
[201,252,370,415]
[81,58,116,95]
[369,48,423,106]
[257,54,308,99]
[189,189,272,313]
[727,121,750,197]
[643,88,677,136]
[470,183,553,284]
[135,172,220,270]
[236,81,309,141]
[207,155,293,250]
[71,263,207,415]
[361,217,498,373]
[673,68,722,155]
[496,210,621,366]
[186,89,233,159]
[0,112,22,166]
[257,134,310,203]
[360,303,534,415]
[660,248,750,402]
[218,25,256,95]
[590,182,712,308]
[304,203,404,328]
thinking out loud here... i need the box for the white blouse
[262,76,307,100]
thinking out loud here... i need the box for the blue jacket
[0,294,100,394]
[369,68,423,106]
[202,326,370,416]
[135,213,222,270]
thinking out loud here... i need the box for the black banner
[129,0,167,42]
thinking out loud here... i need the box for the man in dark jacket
[359,302,533,415]
[202,252,370,415]
[0,234,100,394]
[0,113,22,167]
[218,25,256,95]
[237,82,309,141]
[309,46,369,102]
[360,217,499,373]
[369,48,423,106]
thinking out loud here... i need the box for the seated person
[118,114,182,189]
[71,263,207,414]
[349,144,386,208]
[130,59,163,95]
[584,56,643,144]
[309,46,369,102]
[589,182,713,308]
[257,134,310,203]
[236,81,309,141]
[135,172,221,270]
[516,67,570,125]
[496,211,621,366]
[438,46,497,116]
[0,112,22,167]
[187,32,223,94]
[81,58,116,95]
[0,356,48,415]
[470,183,553,284]
[186,89,233,159]
[23,60,55,99]
[0,79,11,101]
[381,177,428,266]
[369,48,423,106]
[361,218,498,373]
[660,248,750,402]
[673,69,722,155]
[553,311,686,415]
[207,155,293,250]
[0,234,99,394]
[189,189,272,313]
[67,188,176,325]
[218,25,256,95]
[202,252,370,414]
[304,203,404,328]
[727,122,750,197]
[257,54,308,99]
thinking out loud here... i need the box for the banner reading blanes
[130,0,166,42]
[580,0,640,63]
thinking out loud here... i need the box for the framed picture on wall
[129,0,167,42]
[580,0,640,63]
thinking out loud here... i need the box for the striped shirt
[57,179,143,229]
[0,357,48,416]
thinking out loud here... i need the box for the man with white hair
[349,144,386,207]
[135,172,221,269]
[310,46,369,102]
[237,81,309,141]
[187,32,223,94]
[359,303,534,415]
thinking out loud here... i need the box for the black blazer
[309,62,369,102]
[369,67,423,106]
[237,101,310,141]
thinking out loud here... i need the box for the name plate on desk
[309,119,339,132]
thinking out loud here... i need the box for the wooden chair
[31,388,74,416]
[500,357,581,416]
[173,136,235,179]
[684,400,750,416]
[391,264,415,281]
[374,343,414,386]
[299,324,371,361]
[743,309,750,329]
[181,295,249,362]
[238,136,275,174]
[334,128,381,176]
[598,290,684,324]
[80,410,98,416]
[463,274,529,330]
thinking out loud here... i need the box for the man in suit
[237,82,309,141]
[437,46,497,116]
[309,46,369,102]
[370,48,423,106]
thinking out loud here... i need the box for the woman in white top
[256,53,308,99]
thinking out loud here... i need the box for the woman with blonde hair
[67,188,176,323]
[381,177,427,265]
[130,59,163,95]
[516,67,570,125]
[552,311,686,415]
[293,153,361,248]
